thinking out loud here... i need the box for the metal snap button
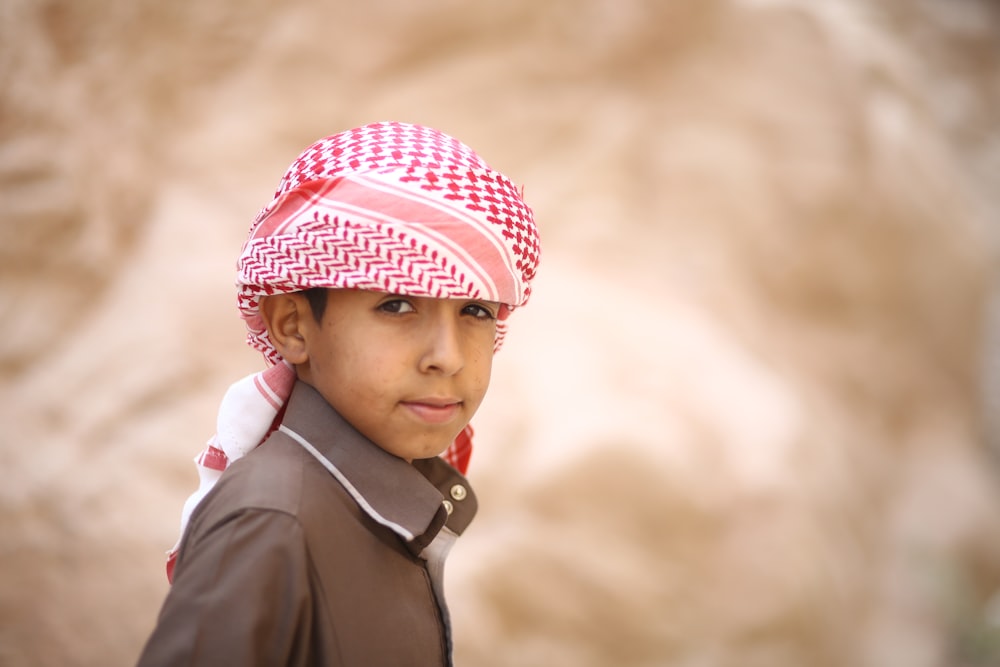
[450,484,467,501]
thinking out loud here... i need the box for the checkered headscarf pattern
[237,121,540,363]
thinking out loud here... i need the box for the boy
[137,121,540,666]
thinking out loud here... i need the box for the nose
[418,311,464,376]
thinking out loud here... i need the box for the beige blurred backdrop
[3,0,1000,665]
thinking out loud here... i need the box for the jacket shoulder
[194,432,309,526]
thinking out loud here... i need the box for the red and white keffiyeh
[167,121,540,581]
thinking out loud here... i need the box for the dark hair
[303,287,329,323]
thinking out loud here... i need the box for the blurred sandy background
[3,0,1000,665]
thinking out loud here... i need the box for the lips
[400,398,462,424]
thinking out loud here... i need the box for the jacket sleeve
[137,509,315,667]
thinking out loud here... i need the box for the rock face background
[3,0,1000,665]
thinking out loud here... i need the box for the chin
[382,439,447,462]
[409,440,453,461]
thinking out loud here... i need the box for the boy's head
[236,122,540,460]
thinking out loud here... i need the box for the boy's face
[293,289,498,462]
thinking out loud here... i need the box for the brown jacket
[137,382,478,666]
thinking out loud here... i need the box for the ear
[259,293,311,365]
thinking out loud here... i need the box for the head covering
[166,121,540,581]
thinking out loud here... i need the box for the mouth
[400,398,463,424]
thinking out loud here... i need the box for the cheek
[348,344,407,400]
[467,351,494,401]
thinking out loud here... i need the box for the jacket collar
[278,381,476,555]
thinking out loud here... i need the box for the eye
[462,302,497,320]
[377,298,415,314]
